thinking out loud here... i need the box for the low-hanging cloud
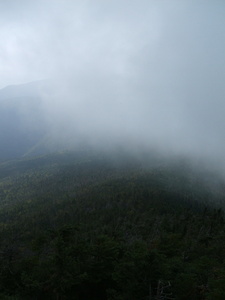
[1,0,225,164]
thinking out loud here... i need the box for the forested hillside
[0,150,225,299]
[1,0,224,298]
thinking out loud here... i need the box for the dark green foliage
[0,151,224,299]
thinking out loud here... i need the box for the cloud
[1,0,225,163]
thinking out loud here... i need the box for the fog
[1,1,225,165]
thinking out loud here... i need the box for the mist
[1,1,225,166]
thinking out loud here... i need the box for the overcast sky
[1,0,225,161]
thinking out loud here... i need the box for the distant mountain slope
[0,81,49,160]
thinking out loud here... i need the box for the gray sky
[1,0,225,161]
